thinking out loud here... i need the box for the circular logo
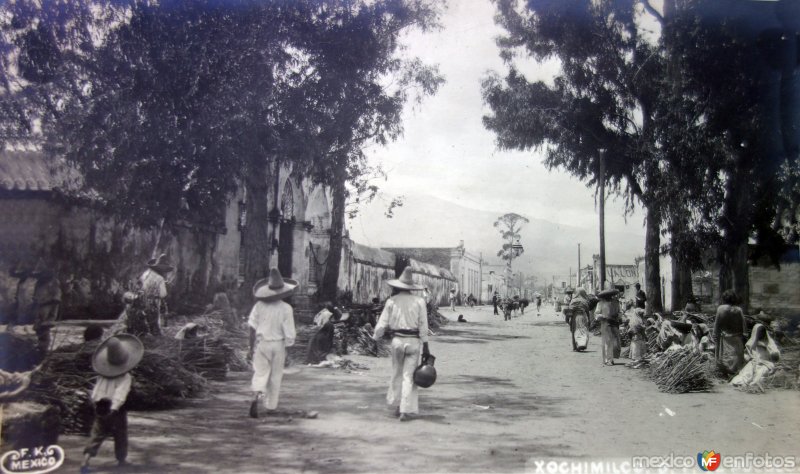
[1,445,65,474]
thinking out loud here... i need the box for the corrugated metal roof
[350,241,395,268]
[0,144,57,192]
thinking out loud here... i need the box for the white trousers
[388,337,421,414]
[251,340,286,410]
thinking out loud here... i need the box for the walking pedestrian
[449,288,456,311]
[247,268,298,418]
[492,292,499,315]
[567,289,591,351]
[536,295,542,315]
[628,308,647,361]
[596,288,622,366]
[714,289,747,375]
[372,267,431,421]
[81,334,144,473]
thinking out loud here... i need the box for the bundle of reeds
[429,308,449,329]
[647,347,714,393]
[345,325,389,357]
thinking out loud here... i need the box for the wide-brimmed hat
[147,253,175,275]
[387,267,423,290]
[564,287,575,294]
[253,268,298,301]
[597,288,619,299]
[92,334,144,377]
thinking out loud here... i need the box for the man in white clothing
[248,268,297,418]
[373,267,431,421]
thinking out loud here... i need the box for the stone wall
[749,261,800,317]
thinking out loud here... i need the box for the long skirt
[570,311,590,351]
[717,334,745,375]
[601,321,621,362]
[388,337,421,414]
[629,335,647,360]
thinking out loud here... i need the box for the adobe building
[0,143,334,318]
[384,240,483,303]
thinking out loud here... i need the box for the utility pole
[577,243,581,290]
[598,148,607,291]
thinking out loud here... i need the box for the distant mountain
[346,193,645,278]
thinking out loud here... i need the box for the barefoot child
[81,334,144,473]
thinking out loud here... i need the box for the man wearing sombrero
[248,268,297,418]
[139,253,174,335]
[372,267,431,421]
[81,334,144,472]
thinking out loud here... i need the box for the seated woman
[306,321,335,365]
[731,323,780,389]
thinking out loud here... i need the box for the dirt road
[58,305,800,473]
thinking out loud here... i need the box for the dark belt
[391,328,420,337]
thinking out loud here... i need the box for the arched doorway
[305,186,331,287]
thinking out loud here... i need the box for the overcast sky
[353,0,653,262]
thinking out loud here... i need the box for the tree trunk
[670,251,693,312]
[240,157,272,300]
[644,203,663,315]
[718,149,752,310]
[320,164,346,302]
[719,242,750,310]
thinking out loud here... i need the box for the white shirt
[313,309,333,327]
[92,373,132,410]
[373,292,429,343]
[140,269,167,299]
[248,300,296,346]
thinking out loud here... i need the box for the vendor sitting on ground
[457,314,468,323]
[306,320,335,365]
[731,323,781,389]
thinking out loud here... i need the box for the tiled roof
[407,258,456,281]
[0,143,57,192]
[350,241,396,268]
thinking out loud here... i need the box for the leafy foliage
[494,212,528,262]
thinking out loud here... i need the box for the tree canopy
[494,212,529,262]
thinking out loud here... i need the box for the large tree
[664,0,800,308]
[483,0,672,312]
[1,0,444,300]
[494,213,529,262]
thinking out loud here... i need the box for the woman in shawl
[731,323,780,389]
[567,288,591,351]
[596,288,622,366]
[714,290,747,375]
[306,321,335,365]
[627,308,647,360]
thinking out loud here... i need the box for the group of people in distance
[562,282,648,366]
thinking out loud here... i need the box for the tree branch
[639,1,664,25]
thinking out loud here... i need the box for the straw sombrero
[92,334,144,378]
[387,267,423,290]
[147,253,175,275]
[253,268,298,301]
[564,287,575,294]
[597,288,619,299]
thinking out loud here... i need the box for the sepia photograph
[0,0,799,473]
